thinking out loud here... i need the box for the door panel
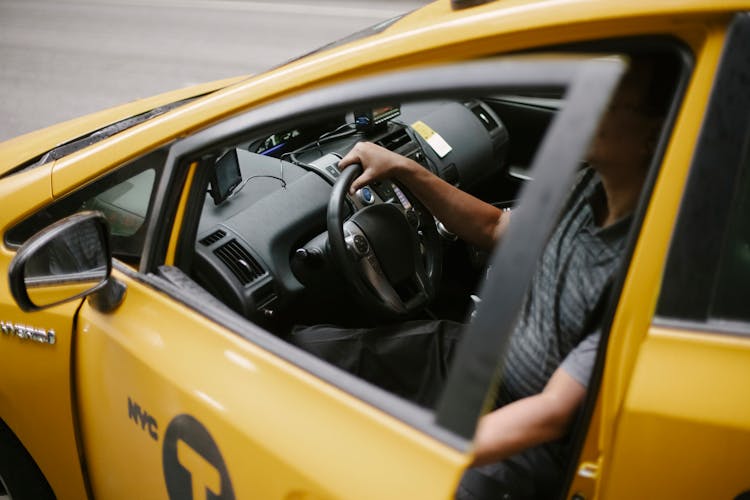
[75,268,467,499]
[603,328,750,498]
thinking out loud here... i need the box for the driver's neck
[594,164,648,228]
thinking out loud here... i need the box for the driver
[293,57,674,499]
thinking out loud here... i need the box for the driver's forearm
[394,158,504,250]
[471,392,572,466]
[471,368,587,466]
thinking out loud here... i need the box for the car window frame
[136,56,626,447]
[559,44,693,496]
[5,147,169,265]
[656,13,750,332]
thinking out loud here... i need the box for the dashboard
[190,99,509,325]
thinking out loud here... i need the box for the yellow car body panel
[607,328,750,498]
[0,296,85,500]
[0,164,87,498]
[1,0,750,499]
[165,162,198,266]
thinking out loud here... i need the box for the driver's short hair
[627,53,681,118]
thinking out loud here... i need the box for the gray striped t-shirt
[482,169,632,496]
[498,169,630,407]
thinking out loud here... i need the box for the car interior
[165,48,685,355]
[185,96,539,334]
[4,94,543,336]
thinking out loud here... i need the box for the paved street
[0,0,427,142]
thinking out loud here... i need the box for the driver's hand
[339,142,411,194]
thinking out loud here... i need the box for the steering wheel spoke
[343,221,371,259]
[357,251,409,314]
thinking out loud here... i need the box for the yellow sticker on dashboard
[411,120,452,158]
[411,120,435,139]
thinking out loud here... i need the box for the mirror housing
[9,211,114,311]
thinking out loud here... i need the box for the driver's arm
[339,142,509,251]
[470,366,586,467]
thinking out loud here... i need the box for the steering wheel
[327,164,442,316]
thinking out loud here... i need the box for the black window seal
[653,315,750,339]
[656,13,750,321]
[452,0,499,10]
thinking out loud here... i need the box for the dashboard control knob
[357,187,375,204]
[295,247,323,266]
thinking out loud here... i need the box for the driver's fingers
[338,152,360,171]
[350,171,374,193]
[340,143,369,193]
[340,142,383,193]
[338,142,369,170]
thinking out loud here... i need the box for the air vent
[375,129,411,151]
[199,229,226,246]
[214,239,266,285]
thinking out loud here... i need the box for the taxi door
[572,14,750,500]
[66,57,625,499]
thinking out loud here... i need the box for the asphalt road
[0,0,428,143]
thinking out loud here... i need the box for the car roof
[0,0,745,177]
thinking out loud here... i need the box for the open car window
[139,53,648,447]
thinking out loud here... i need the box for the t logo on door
[177,439,221,499]
[163,414,235,500]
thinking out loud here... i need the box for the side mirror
[9,212,112,311]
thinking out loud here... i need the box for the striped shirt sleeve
[560,330,601,388]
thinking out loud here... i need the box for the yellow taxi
[1,0,749,498]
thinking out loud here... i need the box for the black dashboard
[190,99,509,325]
